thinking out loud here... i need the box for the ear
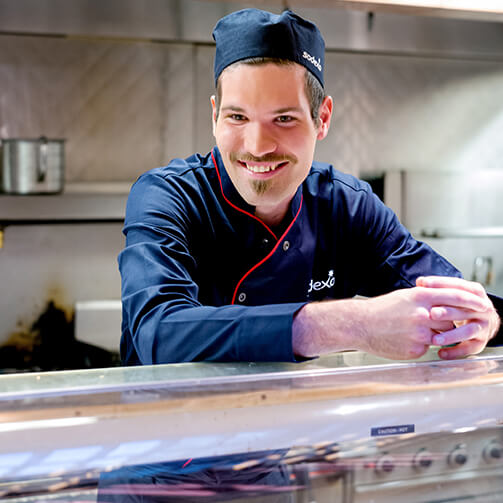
[210,95,217,137]
[316,95,333,141]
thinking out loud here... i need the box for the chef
[119,8,500,365]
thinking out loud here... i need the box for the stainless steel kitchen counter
[1,348,503,501]
[3,346,501,398]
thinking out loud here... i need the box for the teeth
[244,164,279,173]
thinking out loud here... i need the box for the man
[119,8,500,365]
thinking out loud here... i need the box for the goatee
[251,179,270,196]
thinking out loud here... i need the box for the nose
[244,121,277,158]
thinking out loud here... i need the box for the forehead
[218,62,309,109]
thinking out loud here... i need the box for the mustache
[229,152,297,164]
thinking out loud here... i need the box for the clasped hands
[413,276,499,359]
[367,276,500,360]
[293,275,500,361]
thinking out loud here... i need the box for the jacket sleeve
[118,172,306,364]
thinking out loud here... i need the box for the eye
[228,113,246,122]
[275,115,295,124]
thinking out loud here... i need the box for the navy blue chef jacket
[119,147,465,365]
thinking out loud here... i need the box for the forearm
[292,299,369,358]
[294,279,500,362]
[292,283,492,361]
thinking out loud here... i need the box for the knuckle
[412,307,430,323]
[468,320,482,332]
[452,291,465,304]
[416,326,431,339]
[471,281,486,296]
[407,345,428,359]
[472,322,485,336]
[413,287,429,303]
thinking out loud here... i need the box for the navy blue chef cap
[212,8,325,88]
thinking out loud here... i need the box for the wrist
[292,303,320,357]
[292,299,369,357]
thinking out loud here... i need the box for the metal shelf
[0,185,128,226]
[420,227,503,239]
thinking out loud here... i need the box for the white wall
[1,224,123,339]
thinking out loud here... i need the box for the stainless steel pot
[0,137,65,194]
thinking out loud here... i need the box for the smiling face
[212,62,332,226]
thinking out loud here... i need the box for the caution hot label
[371,424,415,437]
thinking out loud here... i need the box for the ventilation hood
[217,0,503,22]
[327,1,503,21]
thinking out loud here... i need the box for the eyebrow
[220,106,303,114]
[273,107,303,114]
[221,106,246,113]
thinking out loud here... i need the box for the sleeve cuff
[237,302,308,362]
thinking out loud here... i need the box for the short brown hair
[215,58,325,124]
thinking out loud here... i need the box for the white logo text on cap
[302,51,322,72]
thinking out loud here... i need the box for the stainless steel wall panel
[64,40,165,182]
[162,44,197,163]
[316,52,503,176]
[1,6,503,182]
[318,52,380,176]
[402,171,503,230]
[0,34,168,182]
[390,170,503,296]
[194,45,216,155]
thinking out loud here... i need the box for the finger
[430,306,472,322]
[417,276,487,298]
[407,343,430,359]
[429,319,456,332]
[431,306,496,324]
[437,337,487,359]
[412,327,437,345]
[418,287,491,312]
[431,321,486,347]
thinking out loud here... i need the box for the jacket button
[238,292,246,303]
[283,240,290,251]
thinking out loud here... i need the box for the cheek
[216,125,241,149]
[282,127,316,150]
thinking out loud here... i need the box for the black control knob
[448,446,468,467]
[490,447,503,459]
[454,452,467,465]
[484,441,503,462]
[375,455,395,474]
[413,449,433,469]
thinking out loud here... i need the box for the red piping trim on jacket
[211,150,277,240]
[231,195,303,304]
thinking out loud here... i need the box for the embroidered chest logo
[308,270,335,293]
